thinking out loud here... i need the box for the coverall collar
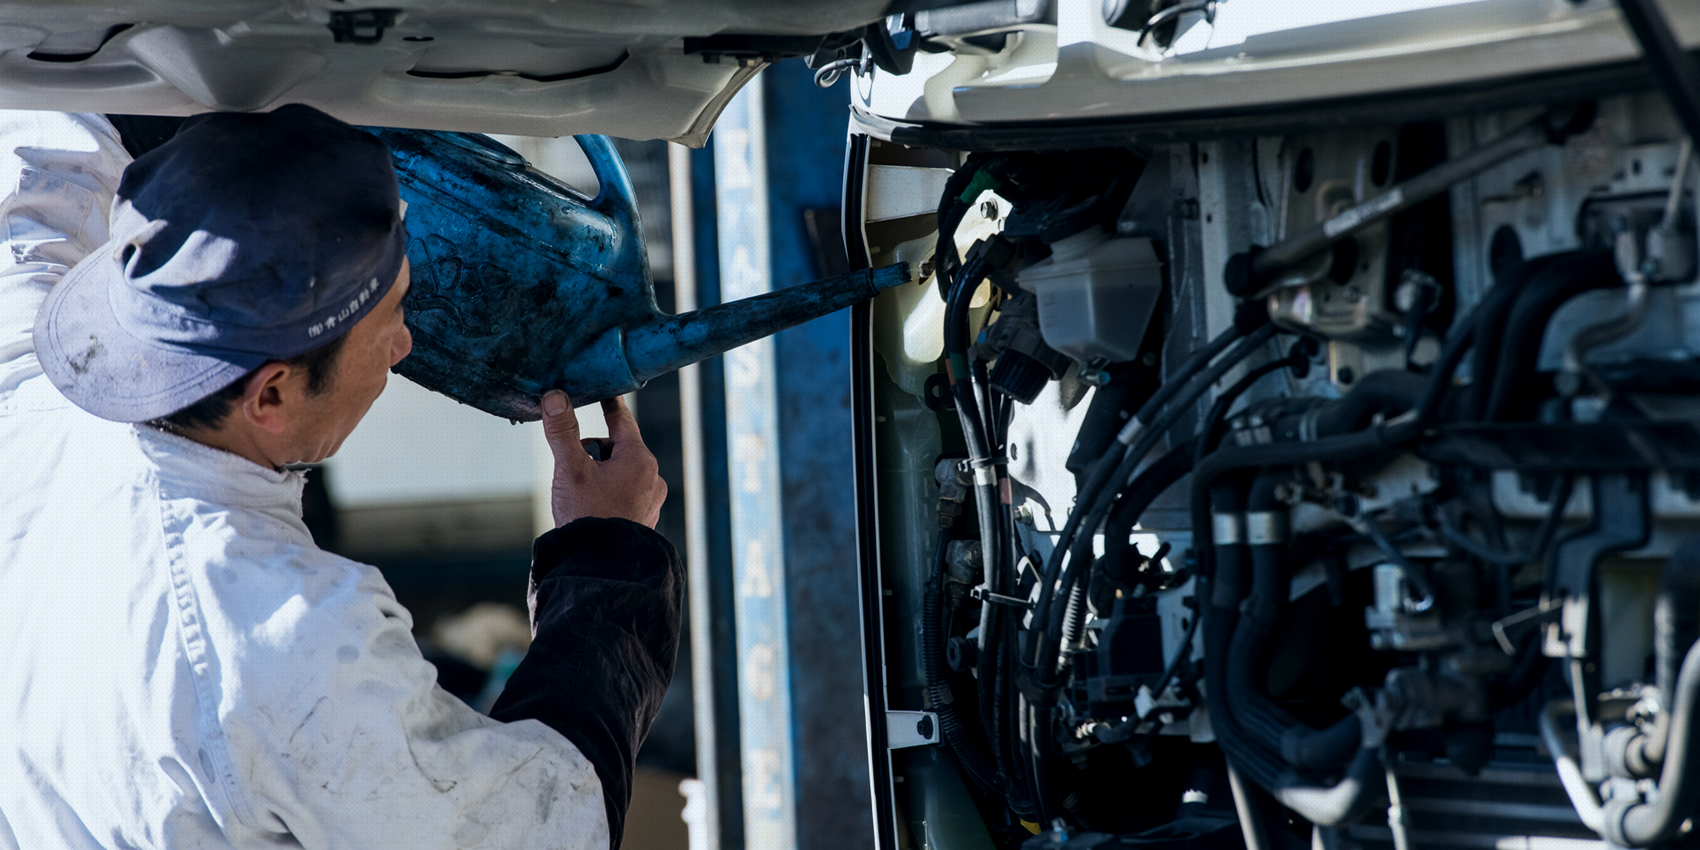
[135,423,306,511]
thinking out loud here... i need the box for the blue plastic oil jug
[367,128,908,421]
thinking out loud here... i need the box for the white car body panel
[0,0,891,143]
[855,0,1700,130]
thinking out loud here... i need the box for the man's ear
[238,361,294,435]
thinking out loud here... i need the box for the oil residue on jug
[370,127,912,421]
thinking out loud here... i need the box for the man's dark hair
[144,333,349,432]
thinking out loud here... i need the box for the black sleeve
[488,517,683,850]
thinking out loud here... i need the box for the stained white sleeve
[185,540,608,850]
[0,111,128,397]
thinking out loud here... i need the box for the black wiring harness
[916,138,1660,837]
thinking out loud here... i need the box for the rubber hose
[1190,424,1421,579]
[1032,449,1122,646]
[995,625,1036,816]
[1220,611,1382,828]
[1032,324,1275,679]
[1137,325,1245,428]
[1226,596,1289,746]
[1058,580,1088,660]
[1204,583,1382,826]
[1203,483,1289,781]
[1409,248,1584,424]
[1461,251,1576,419]
[1648,537,1700,757]
[1243,473,1288,626]
[1228,542,1362,771]
[1173,323,1480,821]
[1208,480,1249,608]
[1309,370,1427,438]
[1199,356,1301,476]
[1226,476,1291,744]
[1099,438,1199,583]
[1036,325,1271,653]
[1063,320,1280,624]
[1279,715,1363,775]
[1067,365,1161,488]
[1605,638,1700,846]
[1488,629,1551,710]
[1213,474,1362,771]
[923,532,1003,799]
[942,260,1007,766]
[1482,252,1619,421]
[932,157,986,292]
[989,616,1013,801]
[1050,324,1279,634]
[1607,535,1700,779]
[1025,698,1060,825]
[1203,590,1286,782]
[1540,699,1608,835]
[1191,434,1420,823]
[1270,747,1385,827]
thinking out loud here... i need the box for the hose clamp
[1212,512,1245,546]
[1297,405,1323,443]
[1116,418,1145,446]
[967,456,1005,488]
[1245,510,1290,545]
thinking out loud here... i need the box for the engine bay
[851,81,1700,850]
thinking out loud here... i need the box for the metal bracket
[1543,473,1649,781]
[886,711,939,749]
[1244,510,1290,546]
[1545,474,1650,660]
[971,586,1033,609]
[1491,597,1562,655]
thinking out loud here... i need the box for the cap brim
[35,247,261,423]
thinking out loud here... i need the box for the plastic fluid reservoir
[1019,230,1162,364]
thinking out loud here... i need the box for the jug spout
[628,262,912,382]
[569,262,911,404]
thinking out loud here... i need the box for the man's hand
[541,390,666,529]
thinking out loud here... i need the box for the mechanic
[0,106,677,849]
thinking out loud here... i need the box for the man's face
[288,259,413,464]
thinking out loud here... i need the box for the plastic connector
[989,350,1053,404]
[958,169,1002,206]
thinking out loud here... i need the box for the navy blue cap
[35,104,407,423]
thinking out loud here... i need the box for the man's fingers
[601,395,642,442]
[540,390,586,464]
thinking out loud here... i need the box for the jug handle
[573,134,642,243]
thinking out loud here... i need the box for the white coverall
[0,112,651,850]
